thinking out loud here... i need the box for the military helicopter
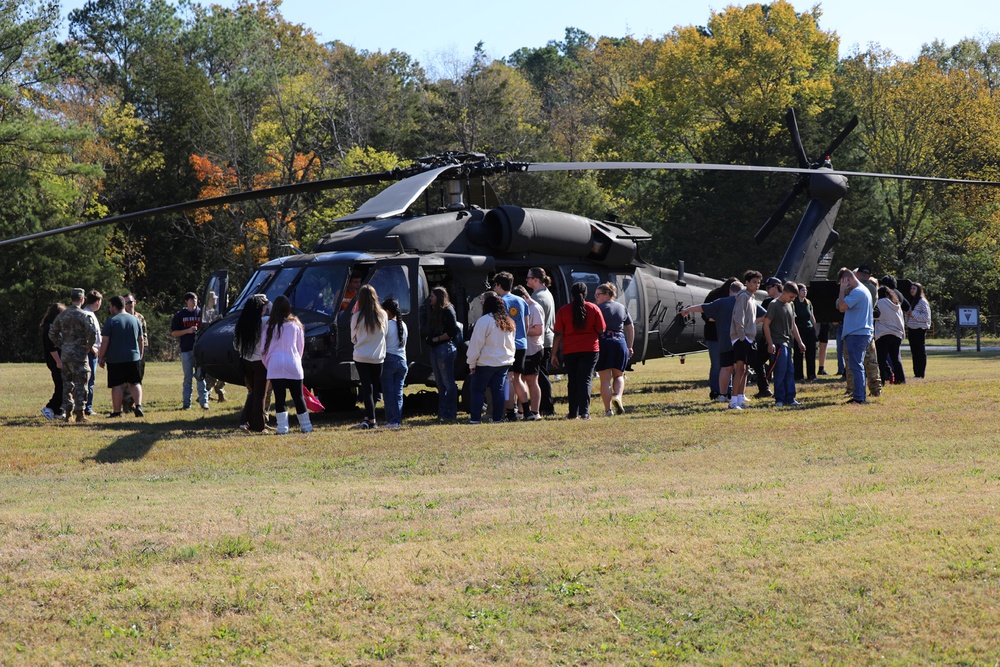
[4,110,995,407]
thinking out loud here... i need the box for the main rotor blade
[526,162,1000,186]
[0,171,400,248]
[755,180,806,245]
[821,115,859,161]
[786,108,810,168]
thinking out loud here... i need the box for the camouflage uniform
[844,338,883,398]
[49,305,100,419]
[122,310,148,411]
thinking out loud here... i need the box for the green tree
[599,2,840,277]
[0,0,117,360]
[838,51,1000,273]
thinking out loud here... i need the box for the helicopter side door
[555,267,646,360]
[200,270,229,326]
[335,258,421,364]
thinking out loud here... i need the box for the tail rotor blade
[821,115,859,162]
[786,108,810,169]
[755,179,806,244]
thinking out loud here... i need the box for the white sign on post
[956,305,981,352]
[958,307,979,327]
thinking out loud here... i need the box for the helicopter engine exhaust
[474,206,638,265]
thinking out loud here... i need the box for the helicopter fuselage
[193,205,720,402]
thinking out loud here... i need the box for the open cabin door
[335,257,422,362]
[200,270,228,327]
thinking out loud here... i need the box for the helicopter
[4,109,996,407]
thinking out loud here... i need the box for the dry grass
[2,353,1000,665]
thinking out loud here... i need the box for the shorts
[818,323,831,343]
[509,348,527,374]
[107,360,143,387]
[719,350,735,368]
[596,332,629,372]
[522,350,543,375]
[732,338,757,365]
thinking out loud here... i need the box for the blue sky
[60,0,998,66]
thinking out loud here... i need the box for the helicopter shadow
[84,412,238,464]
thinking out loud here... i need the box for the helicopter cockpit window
[291,266,346,316]
[230,268,276,311]
[366,265,411,314]
[231,266,300,313]
[609,272,639,321]
[569,270,602,303]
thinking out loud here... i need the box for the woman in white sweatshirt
[351,284,387,429]
[874,285,906,385]
[466,293,516,424]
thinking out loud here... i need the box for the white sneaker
[41,407,54,420]
[605,410,615,417]
[728,402,743,410]
[739,396,751,408]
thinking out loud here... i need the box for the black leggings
[271,378,306,415]
[356,362,382,423]
[46,363,62,411]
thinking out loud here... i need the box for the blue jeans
[706,339,720,395]
[430,342,458,419]
[469,365,508,423]
[181,350,208,408]
[381,354,407,425]
[86,353,97,410]
[844,333,872,402]
[772,344,795,404]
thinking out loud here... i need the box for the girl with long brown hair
[40,302,66,420]
[466,292,515,424]
[351,284,387,429]
[425,286,461,420]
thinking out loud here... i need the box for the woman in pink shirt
[261,295,311,434]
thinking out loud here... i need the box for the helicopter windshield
[229,266,300,312]
[291,265,347,316]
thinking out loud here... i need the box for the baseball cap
[763,277,782,288]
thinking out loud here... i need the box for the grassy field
[2,352,1000,665]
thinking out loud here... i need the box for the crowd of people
[40,265,933,428]
[42,289,148,422]
[681,265,933,409]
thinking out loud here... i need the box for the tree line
[2,0,998,360]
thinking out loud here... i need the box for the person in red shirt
[552,282,605,420]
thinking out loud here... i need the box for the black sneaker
[107,411,122,418]
[133,405,144,418]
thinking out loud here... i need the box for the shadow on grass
[84,406,374,464]
[85,411,241,463]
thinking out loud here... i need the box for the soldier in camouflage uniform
[48,288,100,422]
[121,294,148,412]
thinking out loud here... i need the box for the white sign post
[957,305,980,352]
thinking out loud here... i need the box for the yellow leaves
[606,0,838,162]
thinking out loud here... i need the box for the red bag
[303,386,325,413]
